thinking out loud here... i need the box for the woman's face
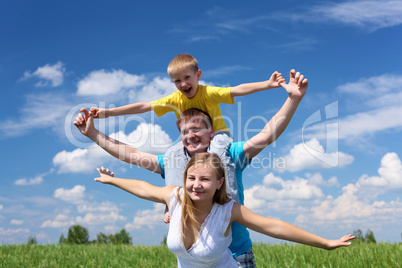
[185,164,223,202]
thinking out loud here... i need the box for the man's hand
[73,108,95,137]
[280,69,308,100]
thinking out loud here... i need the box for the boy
[90,53,285,221]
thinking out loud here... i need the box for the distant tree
[59,234,66,245]
[96,232,110,244]
[110,229,132,245]
[352,229,377,243]
[27,236,37,245]
[67,225,89,245]
[364,229,376,243]
[352,229,364,243]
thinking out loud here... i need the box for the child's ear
[196,69,202,81]
[218,177,225,189]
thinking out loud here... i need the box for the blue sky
[1,0,402,245]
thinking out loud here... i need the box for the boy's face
[171,68,201,99]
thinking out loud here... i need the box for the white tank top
[167,187,237,267]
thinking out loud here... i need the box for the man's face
[179,118,213,157]
[171,68,201,99]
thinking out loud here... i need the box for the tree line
[57,225,132,245]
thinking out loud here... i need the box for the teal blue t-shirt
[158,141,252,258]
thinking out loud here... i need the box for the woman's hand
[95,166,115,184]
[326,234,356,250]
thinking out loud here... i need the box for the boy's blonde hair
[178,153,229,242]
[167,53,199,77]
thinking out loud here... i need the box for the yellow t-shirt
[150,85,234,132]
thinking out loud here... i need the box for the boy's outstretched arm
[90,102,152,118]
[73,108,161,174]
[95,167,173,205]
[243,69,307,159]
[230,71,285,97]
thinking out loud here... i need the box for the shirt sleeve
[205,86,234,105]
[228,141,250,170]
[150,93,181,117]
[157,154,165,179]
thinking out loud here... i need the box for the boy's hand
[95,166,115,184]
[73,108,96,136]
[280,69,308,100]
[90,107,109,118]
[268,71,286,88]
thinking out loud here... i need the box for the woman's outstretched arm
[95,167,174,205]
[231,202,355,250]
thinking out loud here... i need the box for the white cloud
[14,176,43,186]
[77,69,145,96]
[22,62,65,87]
[53,147,110,174]
[110,123,173,154]
[41,219,74,229]
[10,219,23,225]
[0,204,3,210]
[293,153,402,230]
[0,92,72,138]
[41,214,75,229]
[128,76,176,103]
[305,172,340,188]
[311,0,402,31]
[296,184,402,228]
[77,201,119,213]
[337,74,402,101]
[244,172,325,211]
[302,74,402,145]
[76,211,126,225]
[274,139,354,172]
[54,185,86,203]
[0,227,30,236]
[14,169,54,186]
[357,152,402,192]
[125,203,165,230]
[53,123,172,173]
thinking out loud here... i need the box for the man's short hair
[176,108,213,131]
[167,53,199,77]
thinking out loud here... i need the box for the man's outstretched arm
[243,69,308,159]
[74,108,161,174]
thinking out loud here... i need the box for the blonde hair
[167,53,199,77]
[178,153,229,242]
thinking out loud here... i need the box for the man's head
[177,108,213,157]
[168,53,201,99]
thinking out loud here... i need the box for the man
[74,69,307,267]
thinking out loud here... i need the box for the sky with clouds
[1,0,401,245]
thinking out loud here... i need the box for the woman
[95,153,354,267]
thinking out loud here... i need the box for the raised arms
[73,108,161,174]
[243,69,308,159]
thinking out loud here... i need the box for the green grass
[0,242,400,267]
[253,242,401,268]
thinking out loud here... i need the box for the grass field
[0,242,400,267]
